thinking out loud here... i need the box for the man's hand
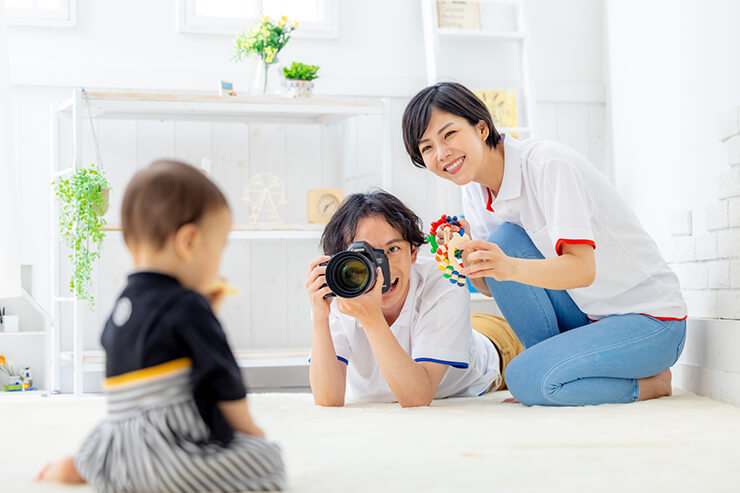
[458,239,518,282]
[336,267,385,328]
[306,255,334,321]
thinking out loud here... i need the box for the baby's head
[121,160,231,293]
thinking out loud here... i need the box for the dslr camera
[321,241,392,298]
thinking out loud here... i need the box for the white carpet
[3,390,740,492]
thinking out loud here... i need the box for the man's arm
[336,268,448,407]
[359,314,448,407]
[306,255,348,407]
[309,315,348,407]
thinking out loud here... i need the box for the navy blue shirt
[101,272,247,444]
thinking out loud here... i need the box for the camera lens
[325,251,376,298]
[339,259,368,289]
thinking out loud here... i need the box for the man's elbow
[398,395,434,408]
[313,395,345,407]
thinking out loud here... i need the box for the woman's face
[417,108,489,186]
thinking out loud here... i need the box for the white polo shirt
[462,134,686,321]
[327,257,501,403]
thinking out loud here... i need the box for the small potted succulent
[283,62,320,98]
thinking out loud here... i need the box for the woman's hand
[436,217,472,245]
[336,267,385,328]
[458,240,518,282]
[306,256,334,320]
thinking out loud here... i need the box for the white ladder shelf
[420,0,536,139]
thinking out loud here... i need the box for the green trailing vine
[53,165,109,306]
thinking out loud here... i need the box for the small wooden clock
[306,188,344,223]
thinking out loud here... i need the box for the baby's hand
[205,279,240,315]
[245,423,266,438]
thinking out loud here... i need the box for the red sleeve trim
[641,314,688,321]
[486,188,495,212]
[555,239,596,256]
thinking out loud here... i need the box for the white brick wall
[708,261,730,289]
[728,134,740,166]
[706,202,728,231]
[717,291,740,319]
[667,107,740,320]
[717,228,740,258]
[729,198,740,227]
[666,236,696,263]
[695,233,717,260]
[731,260,740,289]
[716,106,740,142]
[668,209,692,235]
[718,167,740,199]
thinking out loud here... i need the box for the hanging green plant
[53,165,109,306]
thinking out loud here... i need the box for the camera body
[322,241,392,298]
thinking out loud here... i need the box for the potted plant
[233,16,298,95]
[53,165,109,306]
[283,61,320,98]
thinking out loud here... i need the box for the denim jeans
[484,223,687,406]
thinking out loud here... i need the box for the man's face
[352,214,417,314]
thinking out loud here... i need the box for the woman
[401,82,686,406]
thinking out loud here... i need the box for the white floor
[3,389,740,492]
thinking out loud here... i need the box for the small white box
[2,315,18,333]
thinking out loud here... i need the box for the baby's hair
[121,160,229,249]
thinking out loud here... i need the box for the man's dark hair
[321,190,426,255]
[121,159,229,249]
[402,82,501,168]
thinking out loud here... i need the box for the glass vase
[250,60,282,96]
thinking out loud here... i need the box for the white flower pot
[286,79,314,98]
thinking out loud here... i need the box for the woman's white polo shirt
[462,134,686,321]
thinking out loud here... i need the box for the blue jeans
[485,223,687,406]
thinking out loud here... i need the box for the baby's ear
[173,223,200,261]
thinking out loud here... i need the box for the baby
[38,160,285,491]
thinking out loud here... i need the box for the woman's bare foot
[36,456,85,484]
[637,369,673,402]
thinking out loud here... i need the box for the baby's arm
[218,398,265,438]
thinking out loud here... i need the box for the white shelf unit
[51,88,393,395]
[421,0,536,211]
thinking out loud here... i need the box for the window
[178,0,338,38]
[5,0,76,27]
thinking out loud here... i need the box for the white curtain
[0,0,22,298]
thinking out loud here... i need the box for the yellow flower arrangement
[233,16,297,66]
[233,16,298,94]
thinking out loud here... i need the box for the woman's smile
[443,156,465,175]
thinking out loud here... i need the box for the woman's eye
[445,130,456,138]
[388,246,400,254]
[421,145,432,153]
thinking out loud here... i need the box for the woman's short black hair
[402,82,501,168]
[321,189,426,255]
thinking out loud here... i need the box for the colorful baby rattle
[426,214,471,287]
